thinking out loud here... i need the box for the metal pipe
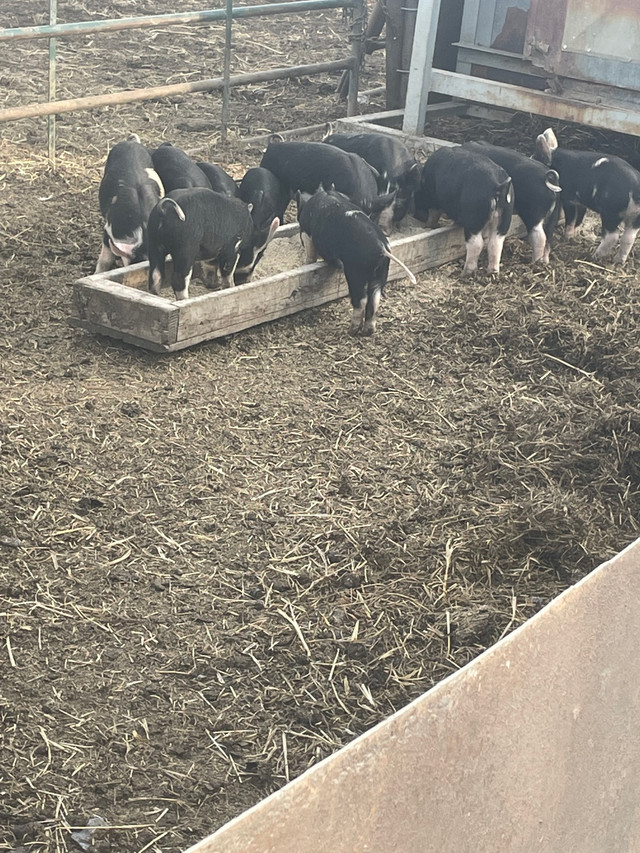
[0,58,355,124]
[48,0,57,164]
[241,122,328,145]
[221,0,233,142]
[399,0,418,102]
[346,0,365,116]
[0,1,356,43]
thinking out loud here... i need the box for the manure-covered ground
[2,3,640,851]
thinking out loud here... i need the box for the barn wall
[185,535,640,853]
[525,0,640,88]
[405,0,640,134]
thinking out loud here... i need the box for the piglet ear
[266,217,280,243]
[535,133,553,166]
[542,128,558,151]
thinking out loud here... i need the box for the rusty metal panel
[525,0,640,88]
[563,0,640,61]
[524,0,569,69]
[558,51,640,90]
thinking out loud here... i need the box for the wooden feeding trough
[71,206,524,353]
[70,220,471,352]
[71,128,526,352]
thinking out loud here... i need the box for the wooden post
[346,0,365,115]
[385,0,404,109]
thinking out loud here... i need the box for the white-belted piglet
[535,128,640,264]
[463,140,561,263]
[151,142,211,193]
[147,188,279,300]
[414,146,514,275]
[196,161,240,199]
[238,167,290,229]
[323,131,421,229]
[261,139,395,224]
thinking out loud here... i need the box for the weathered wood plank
[332,120,458,157]
[175,262,342,346]
[68,317,178,353]
[73,274,180,346]
[172,221,517,350]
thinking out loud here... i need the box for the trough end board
[73,275,180,346]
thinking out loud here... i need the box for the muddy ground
[2,3,640,852]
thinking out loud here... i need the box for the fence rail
[0,1,355,42]
[0,0,365,160]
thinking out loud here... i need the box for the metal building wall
[403,0,640,135]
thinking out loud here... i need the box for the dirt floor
[2,3,640,852]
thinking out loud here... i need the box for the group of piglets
[96,135,283,299]
[414,130,640,275]
[95,127,640,336]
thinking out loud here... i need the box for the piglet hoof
[531,251,548,265]
[461,266,477,277]
[593,243,621,263]
[149,269,163,295]
[362,321,376,337]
